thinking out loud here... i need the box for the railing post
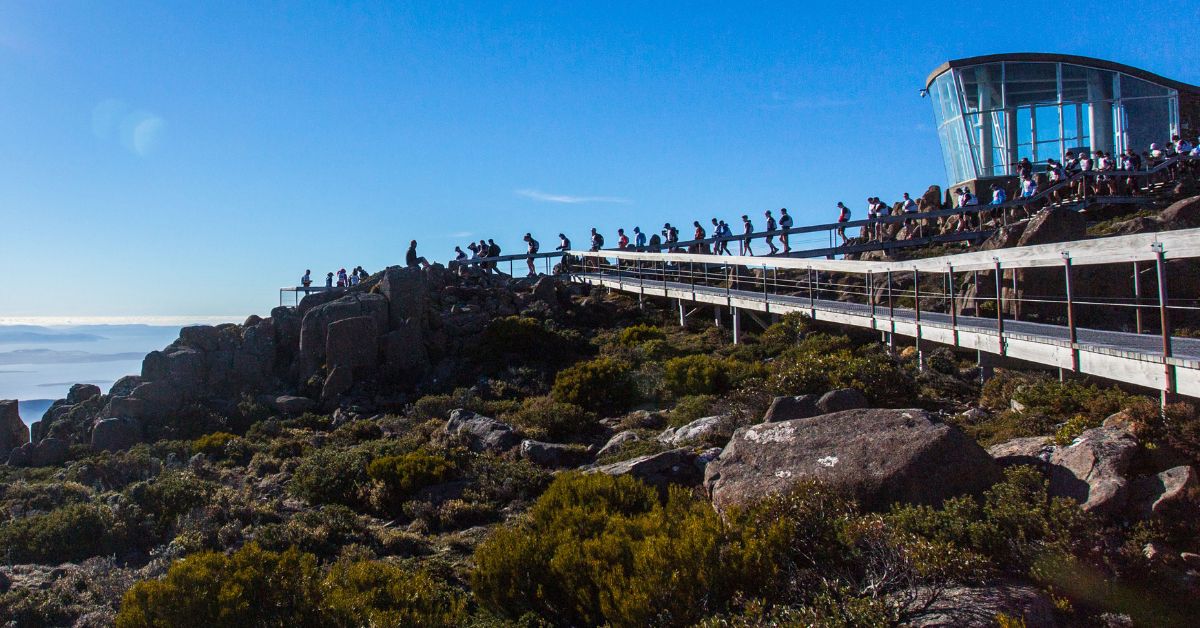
[1133,261,1143,334]
[994,258,1005,355]
[762,265,768,305]
[947,264,957,329]
[887,269,894,318]
[913,267,923,371]
[808,266,815,311]
[1154,243,1175,403]
[868,270,876,319]
[1063,252,1078,372]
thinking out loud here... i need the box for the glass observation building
[926,53,1200,187]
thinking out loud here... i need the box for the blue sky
[1,1,1196,320]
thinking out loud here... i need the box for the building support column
[732,307,741,345]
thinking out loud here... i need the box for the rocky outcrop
[762,394,819,422]
[1127,465,1197,518]
[443,409,520,453]
[1047,427,1138,516]
[816,388,869,414]
[9,437,70,467]
[590,448,702,493]
[519,440,589,468]
[597,430,640,458]
[987,436,1054,467]
[274,395,315,416]
[0,400,29,457]
[705,409,999,512]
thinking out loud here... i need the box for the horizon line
[0,315,244,327]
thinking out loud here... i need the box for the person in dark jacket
[406,240,430,269]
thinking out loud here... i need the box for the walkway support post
[678,299,686,328]
[913,267,923,371]
[947,264,957,328]
[1154,243,1175,404]
[732,307,741,345]
[808,266,815,315]
[1133,261,1144,334]
[1063,252,1078,372]
[994,258,1006,355]
[886,269,895,349]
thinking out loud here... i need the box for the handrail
[569,227,1200,274]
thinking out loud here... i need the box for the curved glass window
[928,60,1181,185]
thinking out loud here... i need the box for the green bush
[669,394,717,428]
[769,344,914,405]
[479,316,578,367]
[889,465,1094,573]
[504,395,593,441]
[663,354,731,396]
[617,323,666,346]
[472,472,779,627]
[289,447,371,509]
[191,432,237,457]
[551,357,637,413]
[0,503,117,564]
[759,312,812,355]
[127,471,217,537]
[368,450,458,512]
[255,505,373,558]
[321,559,467,626]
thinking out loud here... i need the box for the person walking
[836,202,850,245]
[716,220,732,255]
[301,269,312,288]
[691,221,706,254]
[406,240,431,269]
[617,228,629,250]
[778,208,793,253]
[634,226,646,250]
[740,215,755,256]
[523,233,539,276]
[325,272,334,288]
[487,239,502,273]
[763,210,779,254]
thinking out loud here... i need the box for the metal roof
[925,52,1200,93]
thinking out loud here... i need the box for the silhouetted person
[406,240,430,269]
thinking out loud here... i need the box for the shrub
[504,395,593,441]
[669,394,717,427]
[889,465,1094,573]
[289,447,371,509]
[368,450,458,513]
[471,473,778,627]
[127,471,217,537]
[551,357,637,413]
[191,432,237,457]
[617,323,666,346]
[759,312,812,355]
[115,544,323,627]
[464,454,551,506]
[663,354,731,396]
[255,505,373,558]
[479,316,578,368]
[321,559,468,626]
[769,345,914,405]
[0,503,116,564]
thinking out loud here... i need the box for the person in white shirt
[778,208,793,253]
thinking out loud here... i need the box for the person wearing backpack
[836,202,851,245]
[763,210,779,254]
[778,208,793,253]
[523,233,540,276]
[740,215,755,256]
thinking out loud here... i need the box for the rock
[444,409,520,453]
[1127,465,1197,518]
[704,409,999,512]
[381,323,429,383]
[762,394,819,422]
[1158,195,1200,228]
[1181,552,1200,569]
[0,400,30,456]
[1108,215,1160,236]
[298,293,389,375]
[1009,397,1027,413]
[90,417,141,452]
[321,366,354,405]
[816,388,869,414]
[108,375,143,398]
[590,448,702,493]
[519,440,589,468]
[1048,427,1137,516]
[378,266,429,332]
[904,582,1056,627]
[179,325,221,351]
[657,415,724,447]
[6,443,31,466]
[66,383,102,404]
[1017,206,1087,247]
[597,430,640,458]
[31,437,69,467]
[1103,408,1148,437]
[325,316,379,371]
[920,185,942,212]
[987,436,1055,467]
[531,276,559,307]
[274,395,316,416]
[1143,541,1172,563]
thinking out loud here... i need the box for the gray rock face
[590,448,702,493]
[108,376,144,398]
[597,430,640,458]
[905,582,1056,627]
[816,388,869,414]
[0,400,30,457]
[657,415,724,447]
[1128,465,1197,518]
[444,409,520,453]
[519,440,589,468]
[298,293,388,376]
[381,323,429,383]
[988,436,1055,467]
[321,366,354,406]
[705,409,999,512]
[90,417,141,452]
[762,395,819,423]
[1048,427,1138,516]
[31,437,69,467]
[274,395,315,416]
[325,316,379,371]
[1158,195,1200,228]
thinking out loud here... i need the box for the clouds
[91,98,166,156]
[515,189,631,204]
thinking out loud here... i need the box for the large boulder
[31,438,69,467]
[1016,206,1087,247]
[987,436,1054,468]
[378,266,429,332]
[904,582,1056,627]
[274,395,315,416]
[0,400,29,456]
[1158,195,1200,229]
[90,417,141,452]
[321,366,354,406]
[1047,427,1137,516]
[590,448,702,493]
[444,409,520,453]
[66,383,102,404]
[657,415,724,447]
[325,316,379,371]
[381,323,429,383]
[298,293,389,376]
[816,388,869,414]
[519,440,589,468]
[762,394,819,423]
[1127,465,1197,518]
[596,430,640,458]
[705,409,999,512]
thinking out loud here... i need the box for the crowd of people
[298,139,1198,287]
